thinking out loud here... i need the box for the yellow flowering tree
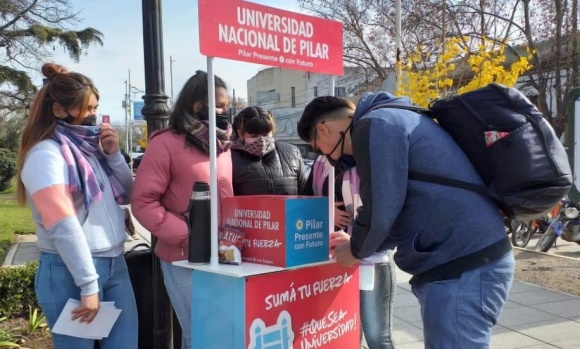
[396,37,534,107]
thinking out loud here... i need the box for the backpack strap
[409,172,489,196]
[367,102,429,114]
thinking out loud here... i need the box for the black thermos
[187,181,211,264]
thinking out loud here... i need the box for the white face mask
[243,135,275,156]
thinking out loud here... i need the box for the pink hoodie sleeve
[131,135,188,248]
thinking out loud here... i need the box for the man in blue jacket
[297,93,514,348]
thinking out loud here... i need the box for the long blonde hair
[16,63,99,205]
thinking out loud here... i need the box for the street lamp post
[123,70,146,172]
[126,70,133,168]
[170,55,176,106]
[141,0,172,348]
[129,84,145,160]
[124,79,130,154]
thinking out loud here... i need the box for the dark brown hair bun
[41,63,68,80]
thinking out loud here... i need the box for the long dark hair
[168,70,227,134]
[233,106,275,140]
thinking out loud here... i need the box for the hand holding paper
[71,293,100,323]
[52,299,122,340]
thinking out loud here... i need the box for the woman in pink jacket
[131,70,233,349]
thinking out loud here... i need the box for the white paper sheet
[51,299,122,340]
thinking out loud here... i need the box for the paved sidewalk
[2,206,150,268]
[4,207,580,348]
[391,270,580,349]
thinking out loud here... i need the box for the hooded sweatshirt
[131,130,233,262]
[21,140,133,296]
[350,92,509,278]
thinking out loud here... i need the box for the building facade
[247,67,381,157]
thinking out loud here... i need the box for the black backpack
[371,83,572,221]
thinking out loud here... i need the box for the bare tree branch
[0,0,103,114]
[0,0,39,32]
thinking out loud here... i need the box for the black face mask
[324,121,353,170]
[327,154,356,172]
[324,120,356,172]
[61,113,97,126]
[198,107,230,130]
[81,114,97,126]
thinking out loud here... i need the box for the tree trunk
[553,0,564,122]
[573,0,580,87]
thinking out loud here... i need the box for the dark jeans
[361,257,396,349]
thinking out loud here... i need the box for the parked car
[132,152,145,171]
[121,150,131,165]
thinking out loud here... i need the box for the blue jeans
[160,260,192,349]
[36,252,138,349]
[360,259,396,349]
[412,252,515,349]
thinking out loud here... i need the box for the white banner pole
[328,76,336,236]
[207,56,219,267]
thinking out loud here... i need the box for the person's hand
[333,242,359,267]
[334,202,351,230]
[99,123,120,155]
[330,230,351,250]
[71,293,100,323]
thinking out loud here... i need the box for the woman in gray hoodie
[17,63,137,349]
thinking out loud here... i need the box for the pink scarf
[312,155,360,233]
[341,168,361,235]
[312,156,331,196]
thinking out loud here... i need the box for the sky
[28,0,302,126]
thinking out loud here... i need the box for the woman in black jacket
[231,106,307,195]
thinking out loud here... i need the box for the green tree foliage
[0,0,104,111]
[0,111,26,151]
[300,0,579,136]
[0,148,16,192]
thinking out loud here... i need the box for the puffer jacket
[232,141,307,195]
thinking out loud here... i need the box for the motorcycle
[504,218,539,248]
[505,202,562,248]
[535,199,580,252]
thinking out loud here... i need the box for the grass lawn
[0,181,35,263]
